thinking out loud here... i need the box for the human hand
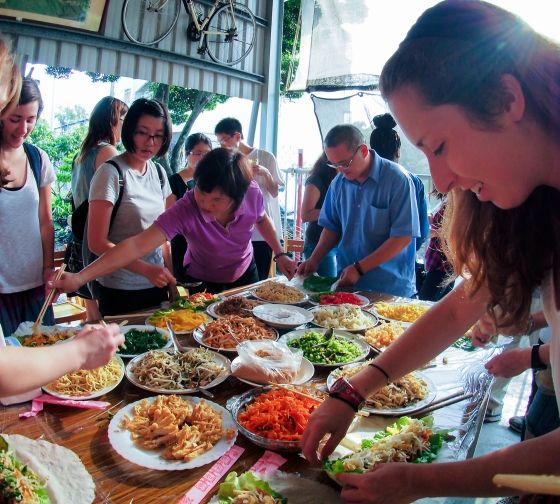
[485,347,531,378]
[296,259,317,278]
[72,323,124,370]
[301,397,355,465]
[43,267,60,302]
[338,264,360,288]
[338,463,419,504]
[48,271,83,294]
[143,264,176,288]
[276,255,298,280]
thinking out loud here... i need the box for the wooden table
[0,285,495,503]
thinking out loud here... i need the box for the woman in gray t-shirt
[86,99,173,316]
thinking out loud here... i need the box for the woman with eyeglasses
[68,96,128,322]
[85,98,175,316]
[168,132,212,282]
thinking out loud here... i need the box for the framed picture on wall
[0,0,108,33]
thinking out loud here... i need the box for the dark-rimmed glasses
[326,146,361,169]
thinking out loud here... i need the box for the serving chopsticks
[33,264,66,334]
[412,389,473,417]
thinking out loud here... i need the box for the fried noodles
[202,316,275,349]
[120,395,236,461]
[130,349,225,390]
[254,281,304,303]
[46,357,122,396]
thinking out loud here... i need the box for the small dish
[252,304,314,329]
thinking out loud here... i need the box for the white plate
[108,395,238,470]
[117,325,172,358]
[308,292,371,307]
[278,328,370,368]
[231,356,315,387]
[327,366,437,415]
[370,299,434,323]
[193,323,278,353]
[125,348,231,394]
[252,304,314,329]
[309,305,378,332]
[13,323,77,346]
[251,282,308,305]
[42,355,125,400]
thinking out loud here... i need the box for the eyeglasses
[134,131,165,143]
[189,151,209,157]
[326,146,361,169]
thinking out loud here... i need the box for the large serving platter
[42,355,125,401]
[206,296,262,319]
[327,365,437,415]
[369,299,434,323]
[278,328,370,368]
[309,305,378,332]
[108,396,237,470]
[251,281,309,305]
[125,348,231,394]
[193,320,278,353]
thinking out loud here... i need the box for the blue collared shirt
[319,150,419,296]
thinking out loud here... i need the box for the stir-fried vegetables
[286,331,363,364]
[171,292,219,311]
[120,328,168,355]
[0,436,51,504]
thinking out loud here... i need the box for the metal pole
[295,149,304,261]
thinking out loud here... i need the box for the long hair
[78,96,128,163]
[310,152,337,185]
[380,0,560,326]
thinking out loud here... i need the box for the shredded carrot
[237,389,319,441]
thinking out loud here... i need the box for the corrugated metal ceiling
[0,0,270,101]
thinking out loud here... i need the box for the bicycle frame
[184,0,237,36]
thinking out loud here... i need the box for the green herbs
[0,436,51,504]
[287,331,362,364]
[120,329,168,355]
[302,274,338,293]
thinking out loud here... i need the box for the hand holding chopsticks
[33,264,66,334]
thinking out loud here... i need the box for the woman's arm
[253,165,279,197]
[255,215,298,279]
[54,224,172,294]
[38,184,55,287]
[87,200,170,285]
[301,184,321,222]
[301,282,488,463]
[338,428,560,503]
[94,144,119,170]
[0,324,124,396]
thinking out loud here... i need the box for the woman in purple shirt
[51,148,298,295]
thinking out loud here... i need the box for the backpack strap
[22,143,42,190]
[105,159,125,231]
[153,161,166,195]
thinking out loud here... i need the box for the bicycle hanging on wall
[121,0,256,66]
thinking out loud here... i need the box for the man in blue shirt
[298,125,419,297]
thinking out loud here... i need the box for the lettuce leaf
[218,471,287,503]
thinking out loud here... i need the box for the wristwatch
[531,344,547,370]
[328,377,366,412]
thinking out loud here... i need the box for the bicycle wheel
[205,2,256,66]
[122,0,181,46]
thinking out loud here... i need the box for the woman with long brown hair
[302,1,560,501]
